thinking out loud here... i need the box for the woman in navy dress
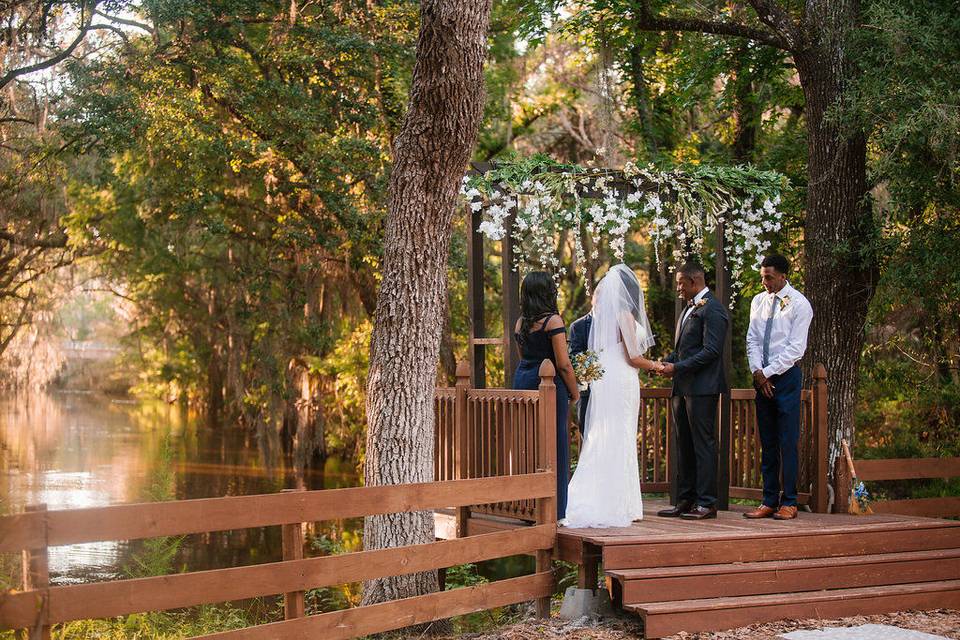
[512,272,579,519]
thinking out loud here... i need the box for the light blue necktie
[761,295,777,367]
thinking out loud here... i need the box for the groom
[657,262,729,520]
[568,311,592,437]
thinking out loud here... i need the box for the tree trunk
[795,0,874,472]
[362,0,491,608]
[731,46,758,164]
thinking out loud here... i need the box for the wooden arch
[464,161,736,507]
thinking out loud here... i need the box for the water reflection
[0,392,359,587]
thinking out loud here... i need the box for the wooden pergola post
[714,222,733,511]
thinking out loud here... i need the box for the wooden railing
[727,365,828,510]
[437,362,829,516]
[1,419,559,638]
[436,361,557,523]
[838,455,960,518]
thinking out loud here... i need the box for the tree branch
[746,0,803,50]
[94,10,155,35]
[635,0,790,51]
[0,4,97,90]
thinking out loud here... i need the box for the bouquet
[571,350,604,391]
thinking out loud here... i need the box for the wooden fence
[437,362,830,516]
[838,455,960,519]
[1,364,560,639]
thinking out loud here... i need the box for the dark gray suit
[664,291,729,507]
[568,314,592,437]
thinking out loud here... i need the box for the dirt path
[439,609,960,639]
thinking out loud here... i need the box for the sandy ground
[439,609,960,639]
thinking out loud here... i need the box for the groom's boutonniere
[779,295,791,311]
[694,298,708,309]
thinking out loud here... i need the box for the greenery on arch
[462,154,789,298]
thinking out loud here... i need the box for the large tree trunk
[362,0,491,607]
[795,0,874,470]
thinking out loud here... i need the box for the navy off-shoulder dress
[513,314,570,519]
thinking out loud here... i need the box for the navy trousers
[755,365,803,508]
[513,359,570,519]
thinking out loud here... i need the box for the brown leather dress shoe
[772,505,798,520]
[680,505,717,520]
[743,505,777,519]
[657,501,693,518]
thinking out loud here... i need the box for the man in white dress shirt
[743,255,813,521]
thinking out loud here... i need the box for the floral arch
[458,154,790,388]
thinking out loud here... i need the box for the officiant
[569,311,592,437]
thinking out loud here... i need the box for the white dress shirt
[746,282,813,378]
[679,287,709,327]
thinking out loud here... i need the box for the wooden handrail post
[811,364,829,513]
[455,361,472,538]
[22,504,50,640]
[535,359,557,619]
[281,490,305,620]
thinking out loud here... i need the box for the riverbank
[436,608,960,639]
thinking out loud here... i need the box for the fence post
[22,504,50,640]
[281,490,305,620]
[455,360,472,538]
[535,360,557,619]
[811,364,829,513]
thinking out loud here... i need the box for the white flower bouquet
[571,350,604,391]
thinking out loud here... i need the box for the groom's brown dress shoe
[772,505,798,520]
[657,501,693,518]
[743,505,776,519]
[680,505,717,520]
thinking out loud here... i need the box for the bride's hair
[618,268,642,322]
[519,271,559,342]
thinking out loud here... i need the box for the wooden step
[602,520,960,569]
[629,579,960,639]
[609,548,960,603]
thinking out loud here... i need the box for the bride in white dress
[561,264,661,528]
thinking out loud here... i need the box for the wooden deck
[439,501,960,638]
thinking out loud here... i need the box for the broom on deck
[842,439,872,515]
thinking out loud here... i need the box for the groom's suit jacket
[568,314,592,434]
[664,291,729,397]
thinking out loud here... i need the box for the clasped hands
[753,369,776,398]
[649,361,675,378]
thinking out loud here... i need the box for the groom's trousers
[672,394,719,508]
[756,365,802,508]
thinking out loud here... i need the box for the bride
[561,264,661,528]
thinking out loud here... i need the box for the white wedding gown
[561,342,643,528]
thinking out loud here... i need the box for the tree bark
[794,0,874,469]
[362,0,491,609]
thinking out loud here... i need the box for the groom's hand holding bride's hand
[658,362,675,378]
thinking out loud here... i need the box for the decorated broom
[841,439,872,515]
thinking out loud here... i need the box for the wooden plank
[34,524,555,626]
[0,512,43,553]
[22,504,49,640]
[635,580,960,639]
[596,517,960,547]
[471,337,504,346]
[617,549,960,603]
[0,590,40,631]
[856,457,960,481]
[872,496,960,518]
[0,473,554,551]
[281,513,305,620]
[602,525,960,570]
[640,388,672,399]
[192,571,554,640]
